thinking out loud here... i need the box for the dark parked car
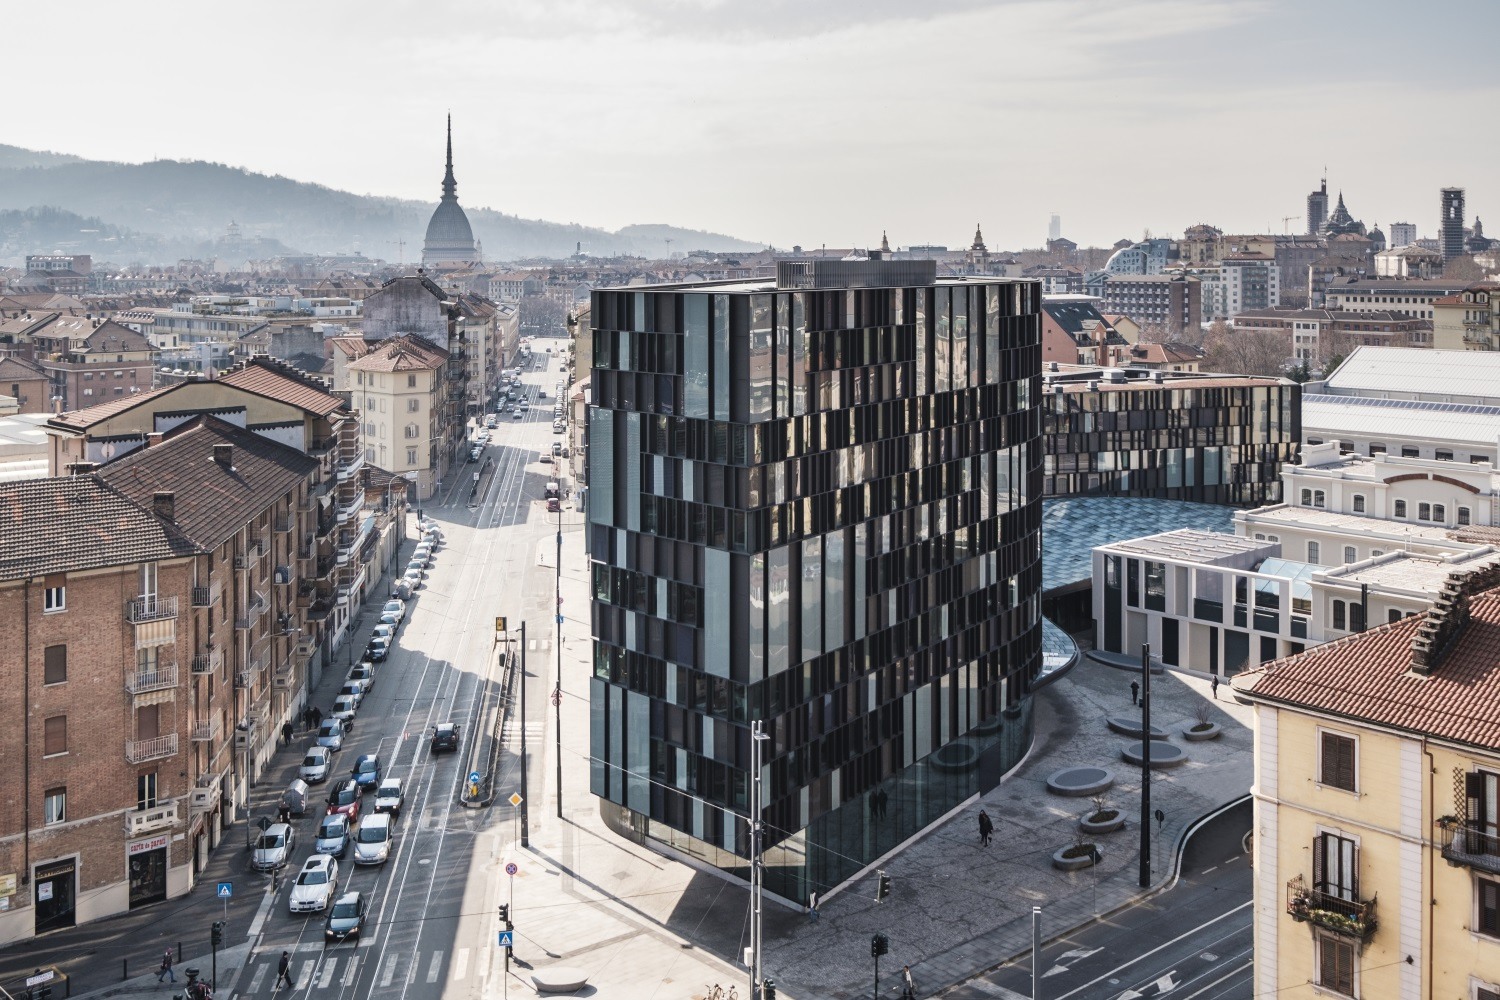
[430,723,461,754]
[351,754,381,790]
[325,891,366,942]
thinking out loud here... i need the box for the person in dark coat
[276,951,295,989]
[977,809,993,847]
[1130,680,1139,705]
[157,948,176,983]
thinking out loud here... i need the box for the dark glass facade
[1042,377,1301,507]
[587,264,1044,902]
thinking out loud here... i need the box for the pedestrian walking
[1130,680,1139,705]
[275,951,295,990]
[807,890,819,923]
[977,809,993,847]
[901,964,916,999]
[277,804,291,826]
[281,721,294,746]
[1211,674,1220,700]
[157,948,176,983]
[877,788,889,819]
[311,707,323,728]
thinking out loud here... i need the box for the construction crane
[387,240,406,264]
[1281,215,1299,234]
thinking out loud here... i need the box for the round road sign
[505,862,519,876]
[469,771,481,784]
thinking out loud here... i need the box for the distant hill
[0,145,761,264]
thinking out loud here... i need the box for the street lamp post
[555,516,563,819]
[520,619,529,849]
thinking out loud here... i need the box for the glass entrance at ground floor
[128,846,167,909]
[33,858,76,934]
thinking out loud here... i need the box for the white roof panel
[1324,346,1500,403]
[1302,395,1500,447]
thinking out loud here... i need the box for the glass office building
[587,259,1043,902]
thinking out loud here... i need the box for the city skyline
[4,0,1498,253]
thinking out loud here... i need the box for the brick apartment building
[0,415,319,945]
[30,317,158,412]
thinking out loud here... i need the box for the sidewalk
[0,556,409,1000]
[507,519,1254,999]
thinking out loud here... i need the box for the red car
[326,779,362,822]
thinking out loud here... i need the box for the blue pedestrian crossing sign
[469,771,481,785]
[497,930,515,948]
[216,882,233,899]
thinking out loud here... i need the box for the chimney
[66,461,96,475]
[213,443,234,469]
[153,490,176,521]
[1410,562,1500,675]
[147,432,164,448]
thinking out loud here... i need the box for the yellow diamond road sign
[509,792,523,807]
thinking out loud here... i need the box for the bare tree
[1443,255,1484,283]
[1202,324,1290,377]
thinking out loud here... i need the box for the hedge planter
[1183,722,1222,742]
[1052,845,1103,871]
[1079,809,1125,835]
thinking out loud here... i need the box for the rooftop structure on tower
[422,116,480,267]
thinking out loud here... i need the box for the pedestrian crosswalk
[242,945,485,992]
[500,721,545,742]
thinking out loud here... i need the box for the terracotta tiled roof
[1240,587,1500,751]
[0,356,46,379]
[99,414,318,549]
[218,357,345,417]
[0,476,198,581]
[346,335,448,373]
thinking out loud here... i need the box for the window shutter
[1469,771,1485,827]
[1312,834,1325,891]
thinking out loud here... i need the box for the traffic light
[211,921,224,948]
[761,978,776,1000]
[877,870,891,902]
[498,904,510,924]
[34,987,51,1000]
[871,933,889,957]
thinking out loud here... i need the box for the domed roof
[422,116,479,266]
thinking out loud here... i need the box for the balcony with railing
[305,598,334,621]
[126,799,180,835]
[189,772,223,814]
[1439,821,1500,876]
[1286,875,1377,944]
[315,554,336,579]
[234,591,268,630]
[316,509,337,538]
[310,436,337,457]
[335,490,364,524]
[191,649,220,674]
[125,733,179,764]
[336,450,366,482]
[126,595,179,624]
[125,663,179,695]
[190,717,221,743]
[274,513,293,534]
[235,537,265,570]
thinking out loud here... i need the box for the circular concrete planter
[1106,716,1171,740]
[1079,810,1125,835]
[1046,766,1115,797]
[1183,722,1222,742]
[1121,741,1187,769]
[1052,845,1102,871]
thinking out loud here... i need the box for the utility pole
[1031,907,1041,1000]
[520,619,529,848]
[555,518,563,819]
[1139,643,1152,888]
[750,721,768,999]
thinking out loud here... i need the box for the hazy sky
[8,0,1499,251]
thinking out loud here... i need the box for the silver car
[299,746,332,784]
[253,823,295,871]
[315,720,345,751]
[314,814,350,858]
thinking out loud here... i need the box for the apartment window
[43,787,66,825]
[1350,602,1366,632]
[1352,494,1366,513]
[1371,549,1384,557]
[1401,446,1419,458]
[138,771,157,811]
[407,398,420,412]
[1419,502,1432,521]
[1314,490,1326,508]
[1320,731,1356,791]
[141,561,158,598]
[1437,449,1454,461]
[406,448,418,466]
[1480,878,1500,938]
[407,375,417,388]
[1460,507,1472,526]
[1317,935,1355,997]
[1307,541,1321,563]
[365,448,375,462]
[43,644,66,684]
[1434,504,1447,522]
[1343,546,1357,564]
[405,424,420,440]
[43,585,65,612]
[1301,488,1312,506]
[1315,831,1359,900]
[43,715,67,756]
[1394,499,1408,518]
[1472,455,1490,465]
[1368,443,1385,456]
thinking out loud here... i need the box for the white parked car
[289,855,339,914]
[373,778,403,817]
[382,599,406,623]
[300,745,332,784]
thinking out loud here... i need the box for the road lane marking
[296,961,314,990]
[407,957,419,984]
[426,951,444,983]
[1200,867,1218,874]
[1180,961,1252,1000]
[317,959,336,989]
[1050,902,1251,1000]
[380,955,398,987]
[453,948,469,981]
[342,957,360,986]
[247,964,269,993]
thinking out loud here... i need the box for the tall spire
[880,230,891,254]
[441,114,457,201]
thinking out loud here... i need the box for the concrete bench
[531,966,590,994]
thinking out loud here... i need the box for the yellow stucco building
[1237,565,1500,1000]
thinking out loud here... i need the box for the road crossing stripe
[407,957,419,984]
[317,960,336,989]
[342,957,360,987]
[453,948,469,982]
[380,955,398,987]
[426,952,443,983]
[247,964,269,994]
[297,961,315,989]
[294,942,323,953]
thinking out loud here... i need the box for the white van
[352,812,392,865]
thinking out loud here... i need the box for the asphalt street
[944,798,1253,1000]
